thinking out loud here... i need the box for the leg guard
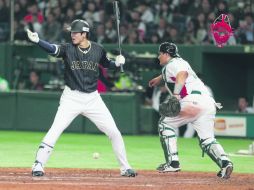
[199,138,230,168]
[34,142,53,167]
[158,118,179,164]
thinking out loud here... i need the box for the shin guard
[200,138,230,168]
[158,119,178,164]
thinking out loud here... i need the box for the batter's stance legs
[32,90,137,177]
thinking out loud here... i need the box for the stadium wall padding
[0,91,16,130]
[0,91,254,137]
[0,91,140,135]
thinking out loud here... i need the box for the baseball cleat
[121,169,137,177]
[217,161,233,179]
[31,161,44,177]
[32,171,44,177]
[157,161,181,172]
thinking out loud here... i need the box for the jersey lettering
[71,61,98,71]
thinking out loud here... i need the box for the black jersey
[54,41,111,92]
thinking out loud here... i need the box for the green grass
[0,130,253,174]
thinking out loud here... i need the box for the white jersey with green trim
[162,57,211,98]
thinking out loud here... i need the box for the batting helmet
[159,42,180,57]
[67,19,90,33]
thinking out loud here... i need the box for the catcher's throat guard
[159,96,181,117]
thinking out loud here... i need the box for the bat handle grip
[119,51,124,73]
[120,64,124,73]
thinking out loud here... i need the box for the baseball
[93,152,100,159]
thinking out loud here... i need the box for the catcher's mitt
[159,96,181,117]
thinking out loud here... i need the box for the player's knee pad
[35,142,54,166]
[158,120,178,163]
[199,138,229,168]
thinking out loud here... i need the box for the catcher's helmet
[67,19,90,33]
[159,42,179,57]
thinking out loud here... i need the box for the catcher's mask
[210,14,233,48]
[159,42,180,57]
[67,19,90,33]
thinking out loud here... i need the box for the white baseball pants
[40,86,131,171]
[163,94,216,140]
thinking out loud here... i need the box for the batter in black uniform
[27,19,137,177]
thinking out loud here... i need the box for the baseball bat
[113,1,124,73]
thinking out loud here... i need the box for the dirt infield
[0,168,253,190]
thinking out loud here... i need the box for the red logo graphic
[210,14,233,47]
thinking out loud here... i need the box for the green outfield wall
[0,91,140,135]
[0,91,254,138]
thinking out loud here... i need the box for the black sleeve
[38,40,57,53]
[99,49,116,69]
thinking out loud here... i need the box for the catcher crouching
[149,42,233,179]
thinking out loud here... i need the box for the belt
[191,90,201,95]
